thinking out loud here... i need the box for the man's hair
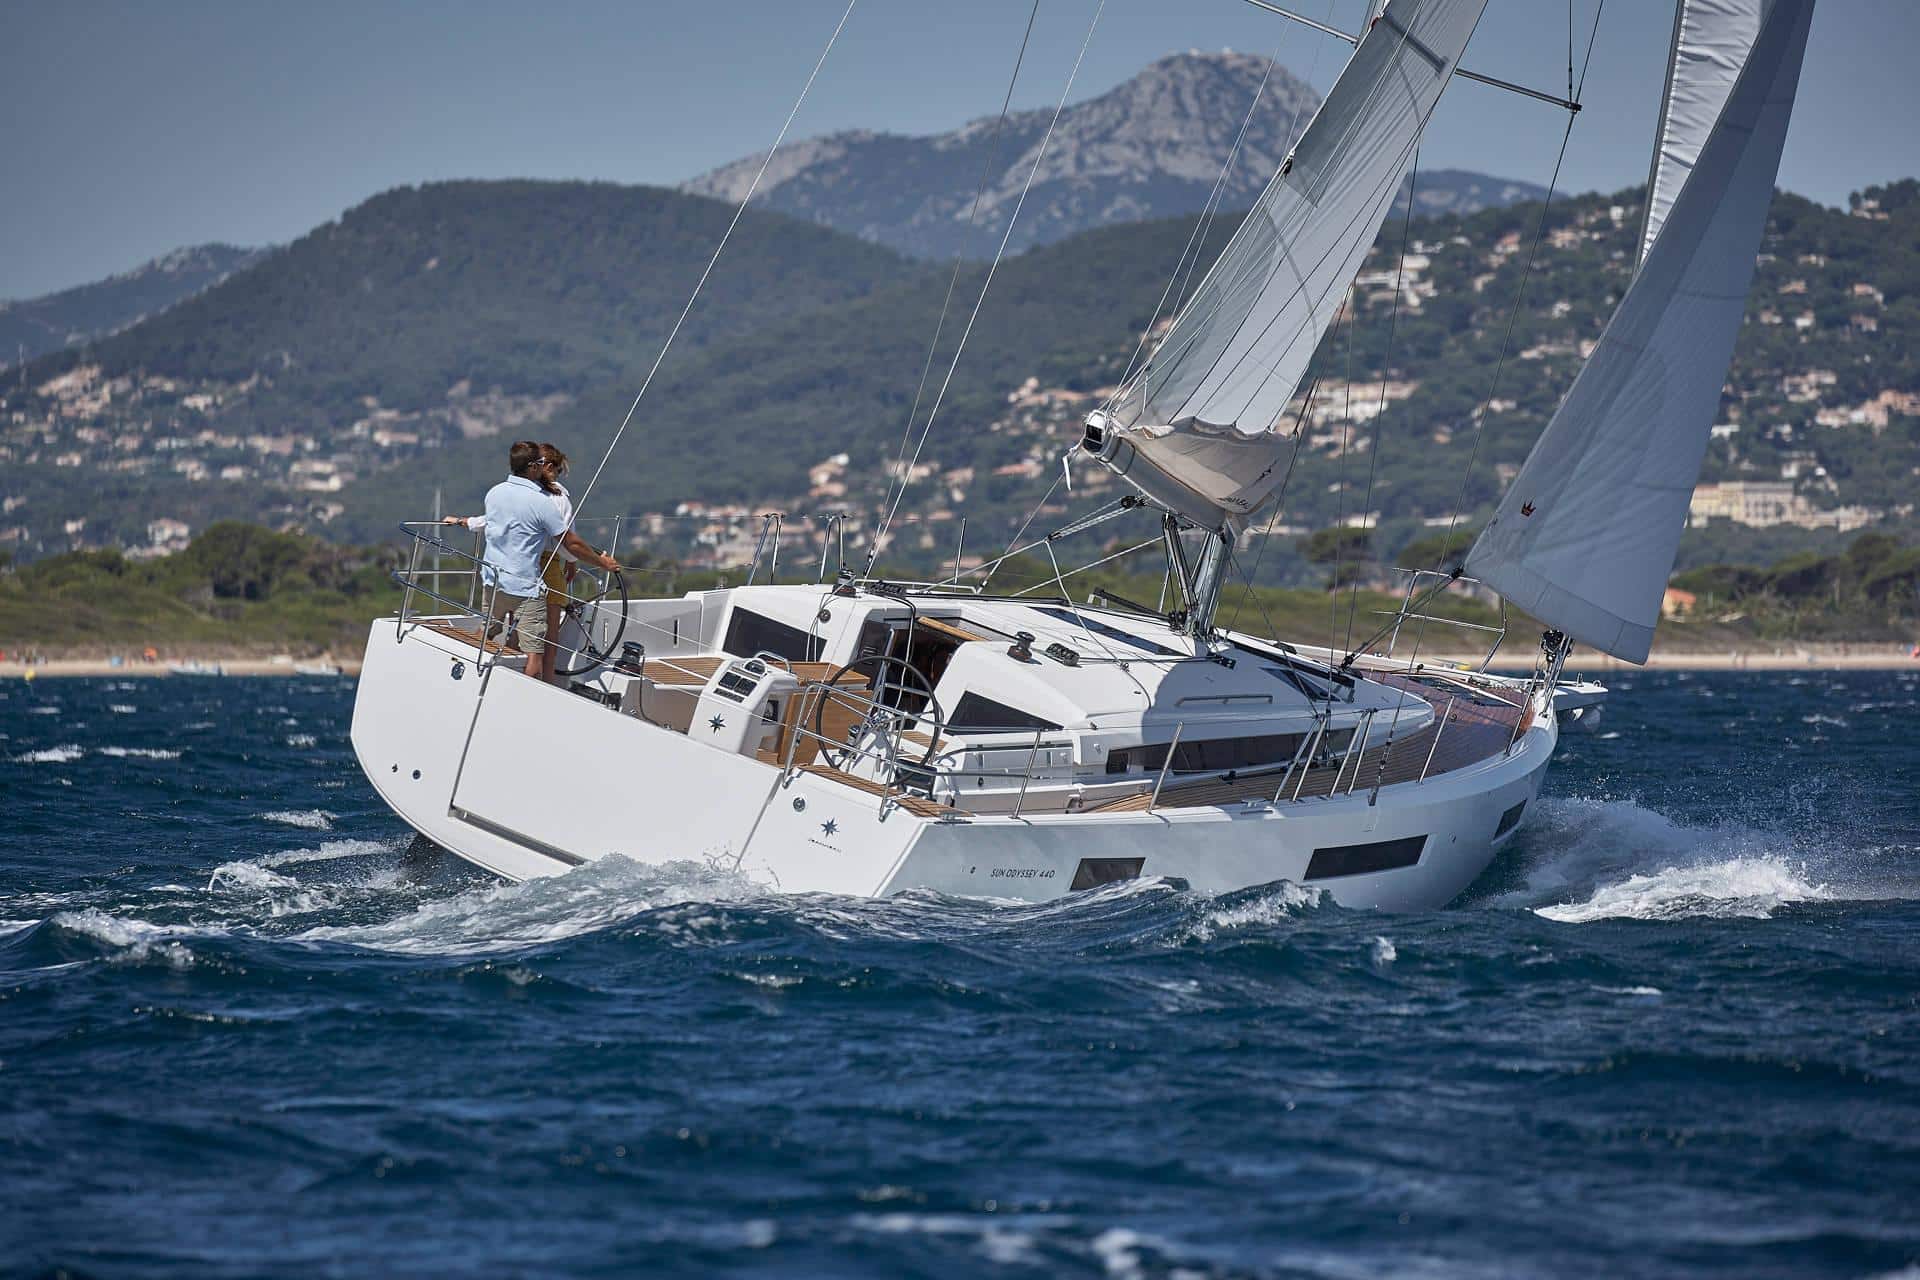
[509,440,543,477]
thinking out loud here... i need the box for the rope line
[1432,0,1604,576]
[870,0,1041,554]
[1342,147,1420,652]
[867,0,1108,572]
[563,0,859,542]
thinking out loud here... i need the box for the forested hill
[3,176,1916,582]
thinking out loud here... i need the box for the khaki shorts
[486,589,549,656]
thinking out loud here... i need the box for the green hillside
[3,177,1916,591]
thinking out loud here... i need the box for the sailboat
[351,0,1814,908]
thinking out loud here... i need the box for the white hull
[351,617,1557,911]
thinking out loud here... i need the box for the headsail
[1087,0,1487,528]
[1640,0,1768,268]
[1465,0,1814,663]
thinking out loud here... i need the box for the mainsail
[1465,0,1814,663]
[1088,0,1486,528]
[1640,0,1768,268]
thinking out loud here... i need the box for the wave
[291,855,763,955]
[47,908,203,968]
[1535,856,1829,923]
[1493,796,1853,922]
[260,809,335,831]
[12,744,82,763]
[98,746,183,760]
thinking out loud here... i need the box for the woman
[444,443,580,681]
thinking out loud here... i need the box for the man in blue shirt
[455,440,620,682]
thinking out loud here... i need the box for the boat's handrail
[389,522,625,676]
[774,679,959,817]
[1370,567,1509,672]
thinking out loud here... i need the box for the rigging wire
[1327,283,1357,661]
[866,0,1108,574]
[1101,0,1337,448]
[1429,0,1606,580]
[869,0,1042,556]
[1342,148,1421,652]
[560,0,859,542]
[1102,17,1301,408]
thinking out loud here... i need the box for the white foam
[1537,855,1830,923]
[208,862,302,891]
[285,733,318,748]
[294,855,761,955]
[98,746,182,760]
[1176,881,1323,944]
[1369,935,1397,967]
[13,744,82,763]
[258,839,393,869]
[260,809,335,831]
[50,909,203,967]
[26,705,61,715]
[109,704,137,714]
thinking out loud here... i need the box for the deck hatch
[1303,834,1426,880]
[1070,857,1146,891]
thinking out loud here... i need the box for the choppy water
[4,670,1918,1277]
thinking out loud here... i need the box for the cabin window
[1495,800,1527,837]
[1304,835,1427,880]
[948,692,1060,734]
[723,608,823,663]
[1105,731,1319,776]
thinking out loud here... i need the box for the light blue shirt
[480,474,570,597]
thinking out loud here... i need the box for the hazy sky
[2,0,1913,300]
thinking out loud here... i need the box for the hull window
[1304,835,1427,880]
[724,608,824,664]
[1070,857,1146,891]
[1495,800,1527,838]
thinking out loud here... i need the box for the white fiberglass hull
[352,620,1555,911]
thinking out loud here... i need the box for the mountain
[682,52,1543,260]
[0,244,269,370]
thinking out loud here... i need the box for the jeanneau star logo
[707,714,726,732]
[820,819,839,837]
[1521,501,1536,517]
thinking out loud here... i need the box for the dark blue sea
[4,669,1918,1278]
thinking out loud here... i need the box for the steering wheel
[552,566,629,677]
[808,653,946,777]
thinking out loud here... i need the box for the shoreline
[4,643,1914,679]
[4,658,362,679]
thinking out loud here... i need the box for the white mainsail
[1090,0,1486,527]
[1640,0,1768,269]
[1465,0,1814,664]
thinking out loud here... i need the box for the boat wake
[1484,795,1897,922]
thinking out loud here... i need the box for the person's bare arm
[561,528,620,571]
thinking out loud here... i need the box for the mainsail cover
[1100,0,1486,525]
[1465,0,1813,663]
[1640,0,1768,268]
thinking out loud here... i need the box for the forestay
[1094,0,1485,527]
[1466,0,1814,663]
[1639,0,1768,269]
